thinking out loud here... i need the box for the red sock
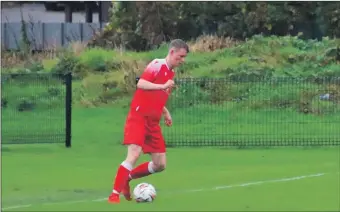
[129,162,155,180]
[112,161,132,194]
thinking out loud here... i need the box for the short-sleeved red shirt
[130,59,175,120]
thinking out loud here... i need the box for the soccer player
[108,39,189,204]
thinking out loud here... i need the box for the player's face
[170,48,187,68]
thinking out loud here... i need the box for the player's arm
[137,78,165,90]
[137,62,174,90]
[163,107,170,115]
[137,78,174,91]
[163,107,172,127]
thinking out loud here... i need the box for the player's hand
[162,80,175,90]
[164,112,172,127]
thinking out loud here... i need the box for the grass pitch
[1,107,340,211]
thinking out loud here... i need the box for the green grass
[2,35,340,211]
[3,103,340,146]
[2,107,340,211]
[164,106,340,145]
[1,75,66,143]
[2,147,340,211]
[2,109,65,143]
[3,36,340,110]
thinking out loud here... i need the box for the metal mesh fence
[162,77,340,147]
[1,73,70,145]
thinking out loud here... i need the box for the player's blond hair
[169,39,189,53]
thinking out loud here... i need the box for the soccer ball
[133,182,157,203]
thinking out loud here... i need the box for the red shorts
[123,109,166,154]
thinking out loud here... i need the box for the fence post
[65,72,72,148]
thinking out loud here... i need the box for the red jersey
[130,59,175,119]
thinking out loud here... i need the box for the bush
[78,48,123,73]
[51,51,80,77]
[86,54,107,72]
[97,87,125,104]
[24,61,45,73]
[1,97,8,108]
[188,35,240,52]
[72,72,128,107]
[17,98,35,112]
[167,79,210,111]
[310,98,340,115]
[206,81,250,103]
[47,87,61,97]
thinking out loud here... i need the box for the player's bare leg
[123,144,143,201]
[151,152,167,172]
[108,144,141,204]
[128,152,166,180]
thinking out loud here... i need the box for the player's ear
[169,47,176,55]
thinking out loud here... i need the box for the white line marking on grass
[1,172,327,211]
[1,204,32,210]
[212,173,325,191]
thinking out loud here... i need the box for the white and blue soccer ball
[133,182,157,203]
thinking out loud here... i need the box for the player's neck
[165,57,173,70]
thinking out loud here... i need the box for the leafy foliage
[89,2,340,51]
